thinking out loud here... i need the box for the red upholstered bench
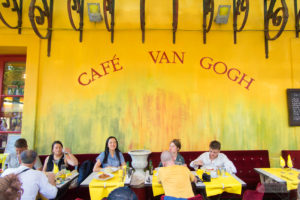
[281,150,300,168]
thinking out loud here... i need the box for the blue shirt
[96,151,125,168]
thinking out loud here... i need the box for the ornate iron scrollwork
[203,0,214,44]
[264,0,289,58]
[294,0,300,37]
[103,0,115,43]
[67,0,84,42]
[233,0,249,44]
[28,0,54,57]
[0,0,23,34]
[173,0,178,44]
[140,0,145,43]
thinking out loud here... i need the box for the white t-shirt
[5,152,43,170]
[1,165,57,200]
[190,152,237,174]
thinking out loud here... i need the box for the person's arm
[93,153,104,172]
[46,172,56,186]
[64,148,78,167]
[119,152,126,166]
[223,154,237,174]
[42,156,49,172]
[189,154,204,169]
[39,172,58,199]
[1,168,12,177]
[93,160,102,172]
[189,171,196,183]
[158,168,163,184]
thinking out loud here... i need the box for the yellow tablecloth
[0,153,8,169]
[151,170,242,197]
[260,168,300,191]
[89,170,125,200]
[196,170,242,197]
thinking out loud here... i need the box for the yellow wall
[0,0,299,167]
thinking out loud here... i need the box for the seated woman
[159,139,186,167]
[43,140,78,172]
[93,136,125,172]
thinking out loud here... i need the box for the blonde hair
[0,174,23,200]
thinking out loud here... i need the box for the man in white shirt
[2,150,57,200]
[190,140,237,174]
[5,138,43,170]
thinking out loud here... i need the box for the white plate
[95,173,114,181]
[101,167,119,173]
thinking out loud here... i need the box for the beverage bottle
[149,160,153,175]
[126,161,132,177]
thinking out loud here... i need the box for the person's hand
[193,176,197,183]
[194,160,203,166]
[46,172,56,186]
[63,147,71,154]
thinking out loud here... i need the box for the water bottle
[149,160,153,175]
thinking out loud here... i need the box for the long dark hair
[103,136,121,165]
[51,141,63,154]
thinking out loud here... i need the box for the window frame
[0,55,26,135]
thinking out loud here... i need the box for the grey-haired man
[1,150,57,200]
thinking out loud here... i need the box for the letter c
[78,72,91,86]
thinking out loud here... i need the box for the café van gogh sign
[77,51,255,91]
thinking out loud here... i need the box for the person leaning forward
[1,150,57,200]
[158,151,196,199]
[5,138,43,170]
[190,140,237,174]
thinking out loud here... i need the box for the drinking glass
[221,167,226,177]
[61,164,66,179]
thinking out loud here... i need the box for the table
[254,168,300,200]
[145,170,246,200]
[40,171,79,200]
[80,171,132,187]
[56,170,79,189]
[80,170,132,200]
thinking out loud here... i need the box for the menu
[287,89,300,126]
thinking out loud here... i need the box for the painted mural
[0,0,299,167]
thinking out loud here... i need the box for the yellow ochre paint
[0,0,299,167]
